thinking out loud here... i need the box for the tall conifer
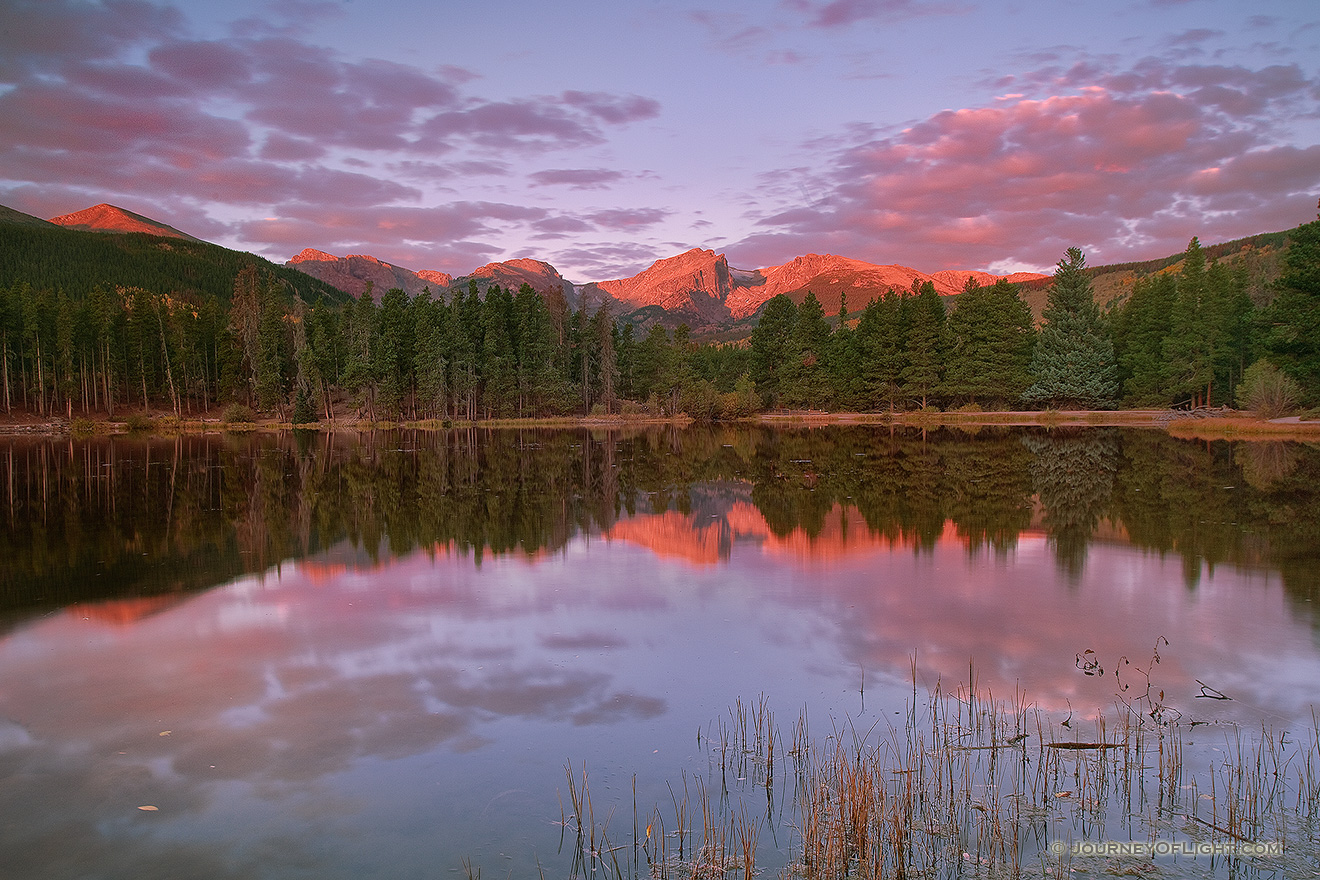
[1023,248,1118,409]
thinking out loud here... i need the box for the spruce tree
[1023,248,1118,409]
[855,288,905,411]
[1163,238,1219,407]
[786,291,831,407]
[1113,274,1176,405]
[829,292,861,408]
[1261,215,1320,402]
[944,277,1034,407]
[902,281,947,408]
[749,294,796,405]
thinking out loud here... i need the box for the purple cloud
[260,134,326,162]
[560,91,661,124]
[0,0,668,278]
[0,0,184,80]
[784,0,960,28]
[587,208,670,230]
[550,242,670,279]
[529,169,625,189]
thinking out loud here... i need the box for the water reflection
[3,427,1317,609]
[2,426,1319,878]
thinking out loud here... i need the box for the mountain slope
[0,204,350,305]
[0,204,59,229]
[287,249,452,299]
[49,203,202,242]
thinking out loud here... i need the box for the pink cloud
[149,40,254,88]
[420,100,611,152]
[549,242,670,280]
[0,82,250,158]
[737,74,1320,271]
[234,202,550,269]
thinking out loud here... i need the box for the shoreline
[3,408,1319,440]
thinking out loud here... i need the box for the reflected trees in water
[3,426,1319,618]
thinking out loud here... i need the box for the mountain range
[6,201,1291,332]
[284,240,1050,329]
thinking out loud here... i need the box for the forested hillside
[0,222,350,305]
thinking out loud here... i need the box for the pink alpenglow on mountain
[450,258,579,304]
[580,249,1049,325]
[591,248,736,324]
[287,249,451,299]
[49,204,201,241]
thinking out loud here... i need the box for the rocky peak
[590,248,735,325]
[450,258,579,307]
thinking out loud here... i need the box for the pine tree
[1112,273,1176,405]
[1023,248,1118,409]
[749,294,796,406]
[633,324,670,406]
[855,288,906,412]
[589,301,618,413]
[829,292,861,408]
[1163,238,1218,407]
[481,285,517,418]
[785,291,831,407]
[944,278,1035,407]
[254,279,290,414]
[902,281,947,408]
[230,264,261,403]
[341,288,378,419]
[375,286,414,418]
[412,289,450,420]
[1260,215,1320,403]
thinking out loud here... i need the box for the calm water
[1,426,1319,879]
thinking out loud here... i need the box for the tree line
[1,218,1316,421]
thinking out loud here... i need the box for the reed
[548,670,1320,879]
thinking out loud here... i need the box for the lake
[2,425,1318,879]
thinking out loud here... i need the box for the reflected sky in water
[1,427,1319,878]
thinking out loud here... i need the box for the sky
[1,0,1318,283]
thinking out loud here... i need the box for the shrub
[124,413,154,432]
[679,380,721,421]
[69,417,97,437]
[1240,360,1300,419]
[221,403,257,424]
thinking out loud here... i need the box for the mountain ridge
[11,200,1290,335]
[49,203,202,242]
[287,249,452,299]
